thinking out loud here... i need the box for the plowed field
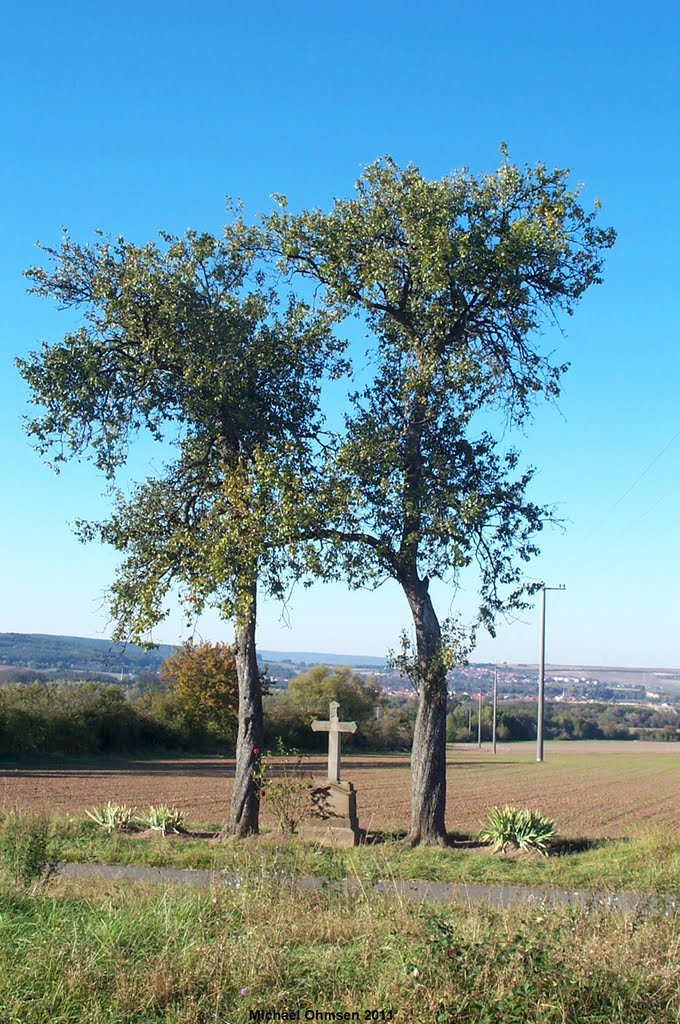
[1,741,678,838]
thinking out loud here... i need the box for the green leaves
[268,155,614,416]
[19,222,343,636]
[19,152,614,668]
[479,806,557,855]
[267,154,613,635]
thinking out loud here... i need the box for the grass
[1,811,679,1022]
[47,816,680,896]
[0,875,678,1023]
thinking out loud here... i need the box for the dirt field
[1,741,678,838]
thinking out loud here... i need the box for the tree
[160,639,242,741]
[17,224,339,836]
[286,664,385,725]
[266,154,615,844]
[263,665,400,751]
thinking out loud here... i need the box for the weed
[254,738,312,833]
[480,806,556,855]
[0,811,54,885]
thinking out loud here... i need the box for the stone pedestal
[299,779,361,848]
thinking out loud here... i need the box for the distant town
[271,659,680,711]
[1,632,678,714]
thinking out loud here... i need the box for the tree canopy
[286,664,385,725]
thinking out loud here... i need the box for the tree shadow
[550,836,613,855]
[360,830,616,855]
[360,828,486,849]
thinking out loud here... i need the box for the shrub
[0,811,53,885]
[86,802,136,833]
[138,806,186,836]
[254,739,312,833]
[160,640,244,742]
[479,806,556,856]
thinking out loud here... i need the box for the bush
[263,671,411,752]
[0,679,229,757]
[254,740,312,833]
[0,811,53,885]
[480,806,556,856]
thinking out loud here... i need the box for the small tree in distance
[287,665,386,726]
[160,640,244,743]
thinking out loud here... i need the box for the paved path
[56,861,678,915]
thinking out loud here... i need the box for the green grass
[48,816,680,896]
[0,875,678,1023]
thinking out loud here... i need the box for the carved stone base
[298,779,361,848]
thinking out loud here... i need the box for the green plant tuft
[85,802,135,833]
[480,806,556,856]
[138,805,186,836]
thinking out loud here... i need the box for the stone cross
[311,701,357,784]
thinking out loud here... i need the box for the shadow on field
[445,761,517,768]
[0,756,420,779]
[0,760,235,780]
[0,752,520,782]
[361,830,617,854]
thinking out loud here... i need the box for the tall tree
[267,154,615,844]
[18,225,339,836]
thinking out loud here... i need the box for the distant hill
[0,633,174,674]
[2,634,677,685]
[258,650,386,669]
[0,633,387,677]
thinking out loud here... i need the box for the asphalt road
[56,861,678,915]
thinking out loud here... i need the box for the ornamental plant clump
[138,805,186,836]
[86,802,135,834]
[480,806,556,856]
[253,739,312,833]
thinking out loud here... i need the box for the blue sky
[2,1,679,667]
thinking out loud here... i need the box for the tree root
[400,831,451,848]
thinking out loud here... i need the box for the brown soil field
[1,741,678,838]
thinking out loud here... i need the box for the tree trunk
[221,579,264,838]
[402,574,449,846]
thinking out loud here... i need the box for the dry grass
[1,875,679,1023]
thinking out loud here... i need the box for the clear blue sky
[2,1,678,667]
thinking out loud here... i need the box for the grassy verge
[47,817,680,896]
[0,875,678,1024]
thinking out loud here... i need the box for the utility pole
[468,695,472,738]
[492,667,498,755]
[537,584,565,762]
[477,686,483,748]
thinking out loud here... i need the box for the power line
[637,478,680,520]
[610,427,680,511]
